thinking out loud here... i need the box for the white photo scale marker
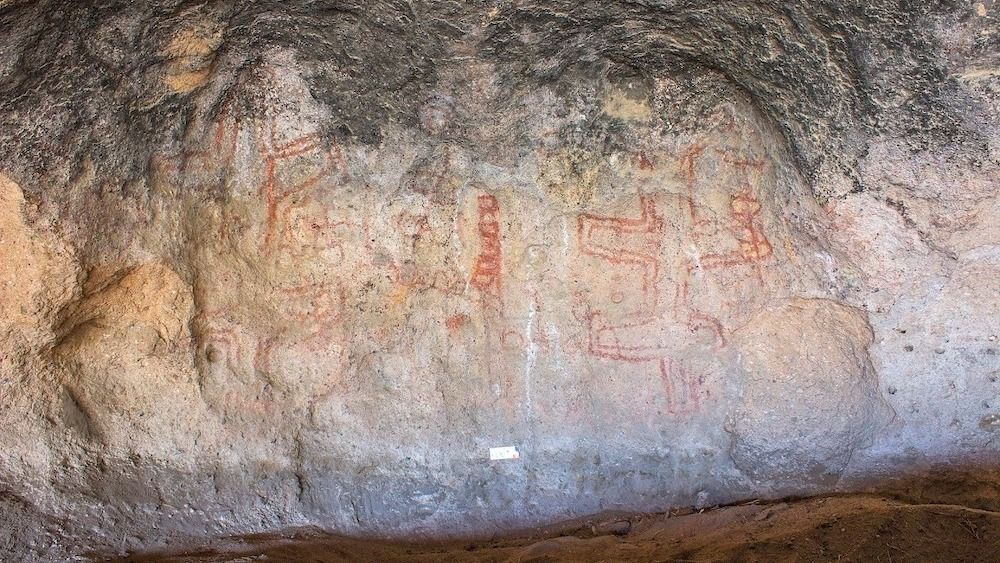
[489,446,520,460]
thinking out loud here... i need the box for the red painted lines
[470,194,502,298]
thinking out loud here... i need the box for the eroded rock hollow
[0,1,997,560]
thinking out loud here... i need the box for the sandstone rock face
[729,299,888,486]
[0,1,997,560]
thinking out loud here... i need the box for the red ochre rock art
[190,290,348,414]
[381,210,466,307]
[671,140,794,331]
[686,149,774,283]
[275,206,348,262]
[151,74,354,413]
[152,85,345,259]
[462,192,525,417]
[575,194,722,416]
[256,284,347,369]
[402,147,464,204]
[658,357,707,417]
[255,123,344,253]
[470,193,503,299]
[150,103,240,192]
[167,120,798,428]
[446,313,469,333]
[570,135,797,417]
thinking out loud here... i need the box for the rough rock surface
[729,298,889,486]
[0,0,997,560]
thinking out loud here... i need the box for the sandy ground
[105,471,1000,563]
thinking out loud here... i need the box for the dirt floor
[105,470,1000,563]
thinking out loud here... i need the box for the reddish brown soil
[107,487,1000,562]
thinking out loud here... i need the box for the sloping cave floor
[104,469,1000,563]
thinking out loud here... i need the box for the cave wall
[0,1,997,559]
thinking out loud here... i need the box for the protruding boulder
[728,299,890,486]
